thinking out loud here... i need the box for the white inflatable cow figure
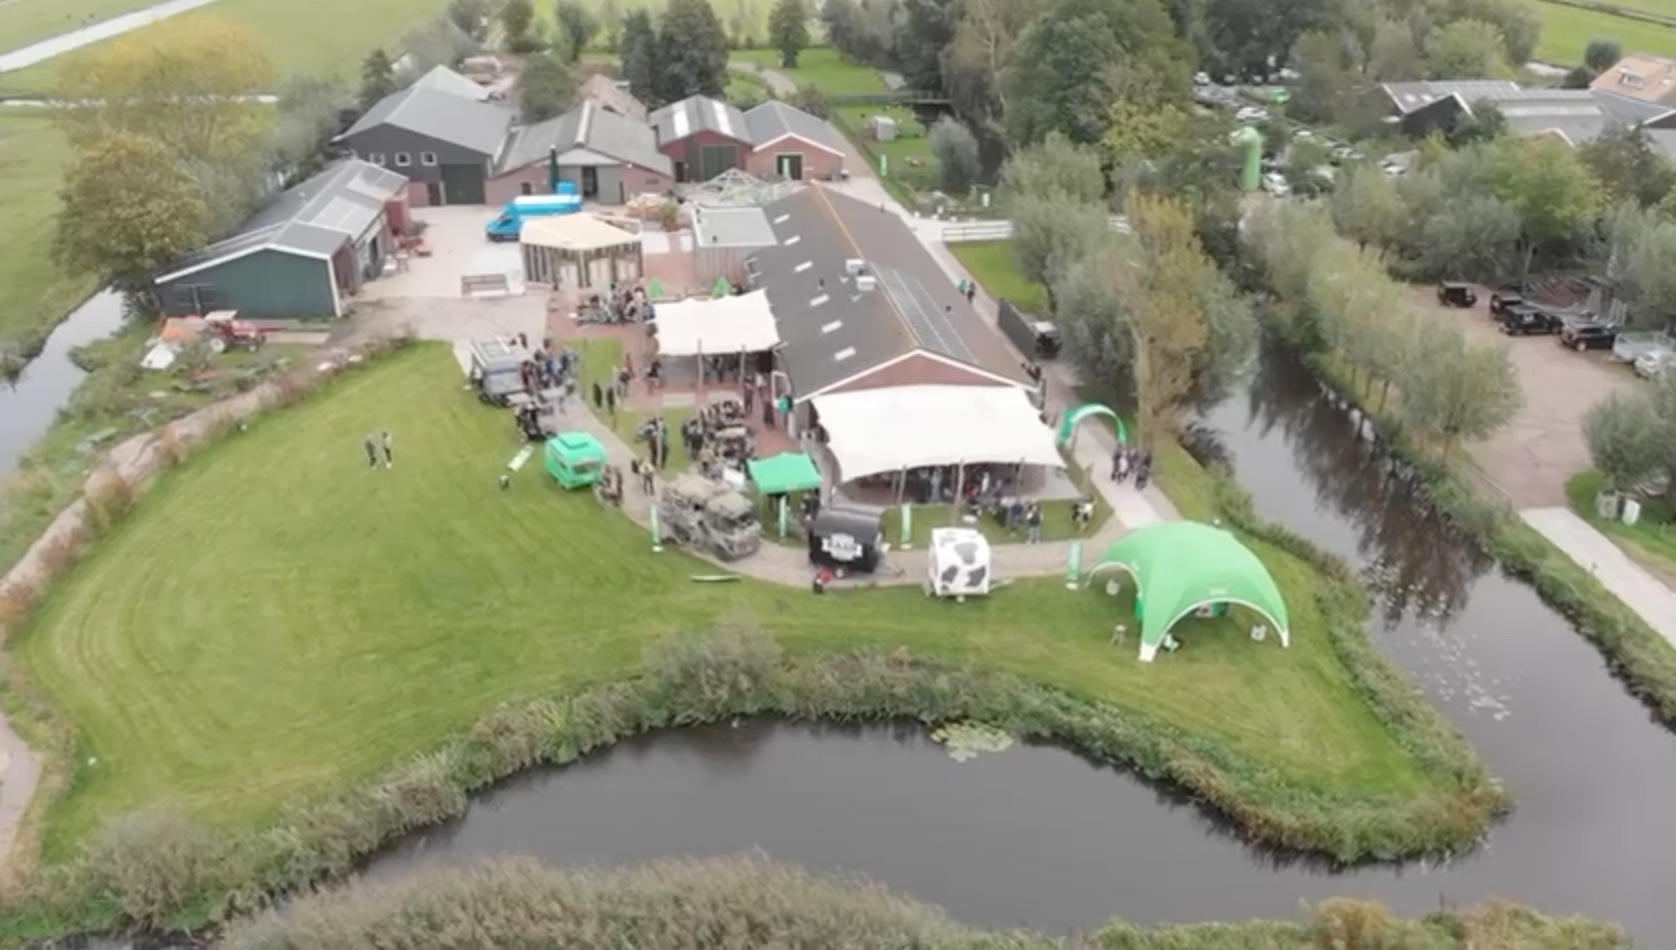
[927,527,992,601]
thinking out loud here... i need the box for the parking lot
[1420,288,1638,509]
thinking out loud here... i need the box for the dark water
[0,291,125,478]
[363,343,1676,942]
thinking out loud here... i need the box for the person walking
[1026,503,1043,544]
[965,282,977,305]
[363,433,380,470]
[637,459,655,494]
[381,431,394,469]
[605,385,617,421]
[592,381,604,409]
[1112,446,1125,482]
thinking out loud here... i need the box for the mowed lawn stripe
[21,345,1434,854]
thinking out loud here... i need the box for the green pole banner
[900,503,913,549]
[778,496,789,540]
[650,507,663,553]
[1066,540,1082,589]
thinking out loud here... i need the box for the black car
[1437,282,1477,308]
[1500,305,1563,336]
[1559,321,1617,352]
[1489,292,1525,316]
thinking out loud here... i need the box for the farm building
[577,73,648,123]
[1592,53,1676,109]
[652,95,753,183]
[154,160,408,319]
[489,100,674,205]
[520,213,644,291]
[410,64,490,102]
[690,205,777,286]
[743,101,846,180]
[1382,78,1676,151]
[336,85,513,206]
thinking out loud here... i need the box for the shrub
[83,472,135,536]
[929,117,980,193]
[69,807,228,929]
[643,617,783,718]
[0,581,39,638]
[788,86,830,119]
[1309,897,1393,948]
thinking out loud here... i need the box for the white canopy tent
[812,385,1063,482]
[653,289,781,356]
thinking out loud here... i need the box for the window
[520,182,535,195]
[394,152,412,167]
[369,153,387,166]
[420,152,438,166]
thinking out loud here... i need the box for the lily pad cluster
[930,722,1014,762]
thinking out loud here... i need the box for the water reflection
[0,291,128,478]
[1232,344,1494,627]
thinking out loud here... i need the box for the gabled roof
[495,100,673,176]
[577,73,647,123]
[744,100,844,155]
[1383,80,1521,115]
[747,186,1025,400]
[1383,80,1623,147]
[156,160,406,283]
[411,64,490,102]
[651,94,750,145]
[341,85,513,157]
[1591,53,1676,106]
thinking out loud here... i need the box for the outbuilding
[337,85,513,206]
[154,160,408,319]
[690,205,777,286]
[490,100,674,205]
[652,95,752,183]
[519,212,644,291]
[743,100,846,181]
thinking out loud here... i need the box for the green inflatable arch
[1086,521,1290,662]
[1057,403,1127,447]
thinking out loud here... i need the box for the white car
[1294,129,1314,139]
[1193,71,1211,86]
[1635,350,1673,379]
[1262,173,1290,196]
[1236,107,1269,123]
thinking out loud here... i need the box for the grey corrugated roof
[744,100,844,152]
[412,64,490,101]
[692,206,776,247]
[495,100,672,175]
[748,187,1024,399]
[650,95,750,145]
[1383,80,1520,114]
[1592,88,1676,125]
[156,159,406,282]
[342,85,512,156]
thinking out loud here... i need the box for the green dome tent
[1088,521,1290,662]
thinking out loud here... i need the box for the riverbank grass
[12,343,1479,861]
[1566,470,1676,584]
[0,113,99,357]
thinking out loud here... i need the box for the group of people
[361,431,395,469]
[1112,445,1154,490]
[579,283,654,325]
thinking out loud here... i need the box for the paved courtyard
[361,206,524,301]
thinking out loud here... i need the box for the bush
[929,116,980,193]
[788,86,830,119]
[643,617,783,717]
[68,808,228,930]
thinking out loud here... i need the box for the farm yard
[15,343,1446,857]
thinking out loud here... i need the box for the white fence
[941,216,1130,243]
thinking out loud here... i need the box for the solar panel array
[874,266,974,363]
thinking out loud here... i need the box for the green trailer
[544,432,608,489]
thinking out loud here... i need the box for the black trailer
[1437,282,1477,308]
[807,506,886,574]
[997,299,1062,360]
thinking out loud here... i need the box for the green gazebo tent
[1088,521,1290,662]
[747,452,822,494]
[544,432,608,489]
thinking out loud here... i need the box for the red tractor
[201,311,267,353]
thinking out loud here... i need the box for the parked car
[1236,106,1269,123]
[1500,305,1563,336]
[1559,321,1618,352]
[1262,172,1290,196]
[1437,282,1477,308]
[1193,71,1211,86]
[1489,292,1524,316]
[1635,350,1674,379]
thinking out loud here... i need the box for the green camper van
[544,432,607,489]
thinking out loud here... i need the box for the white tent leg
[1137,641,1159,663]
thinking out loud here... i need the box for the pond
[350,342,1676,942]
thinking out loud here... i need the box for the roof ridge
[808,185,915,351]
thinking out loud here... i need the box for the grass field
[950,242,1050,314]
[0,113,99,356]
[14,343,1444,854]
[1567,470,1676,584]
[0,0,165,53]
[1534,0,1676,63]
[732,47,890,95]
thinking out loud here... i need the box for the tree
[657,0,730,102]
[1101,98,1192,169]
[1585,38,1624,75]
[499,0,535,45]
[401,14,481,75]
[54,133,210,291]
[1426,19,1509,80]
[896,0,954,92]
[788,86,831,118]
[819,0,866,61]
[1366,19,1424,82]
[1416,194,1522,281]
[768,0,810,67]
[1581,124,1676,208]
[446,0,489,38]
[1331,164,1403,251]
[57,15,274,167]
[360,48,399,109]
[929,117,980,191]
[1585,393,1663,490]
[519,52,576,122]
[1606,205,1676,327]
[554,1,600,60]
[1011,195,1113,291]
[1202,0,1339,80]
[1445,0,1540,66]
[1488,135,1598,270]
[619,10,659,105]
[943,0,1049,130]
[274,75,351,178]
[1288,29,1354,124]
[1397,327,1523,449]
[1001,133,1106,205]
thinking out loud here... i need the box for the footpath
[1521,508,1676,649]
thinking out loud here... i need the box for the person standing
[381,431,394,469]
[592,381,604,409]
[743,380,756,416]
[605,385,618,421]
[1026,503,1043,543]
[965,282,977,305]
[363,433,380,469]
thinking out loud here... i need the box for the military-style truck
[658,474,762,560]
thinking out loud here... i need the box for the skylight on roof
[821,320,842,333]
[811,293,830,307]
[784,234,802,246]
[795,261,813,273]
[833,347,856,362]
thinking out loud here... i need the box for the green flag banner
[778,496,789,540]
[899,503,913,549]
[648,278,666,299]
[1066,540,1082,589]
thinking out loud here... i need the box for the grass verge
[0,113,99,358]
[0,0,171,60]
[216,854,1629,949]
[950,241,1050,314]
[1533,0,1676,63]
[1566,469,1676,585]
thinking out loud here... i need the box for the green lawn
[14,343,1446,854]
[732,46,891,95]
[1533,0,1676,63]
[0,0,169,52]
[951,242,1051,314]
[725,69,775,108]
[0,114,99,356]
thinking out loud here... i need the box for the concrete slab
[362,206,508,300]
[1521,507,1676,648]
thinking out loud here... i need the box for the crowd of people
[1112,445,1154,490]
[578,283,654,325]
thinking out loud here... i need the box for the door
[439,165,486,205]
[425,182,443,205]
[581,166,598,199]
[776,153,803,180]
[674,161,689,182]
